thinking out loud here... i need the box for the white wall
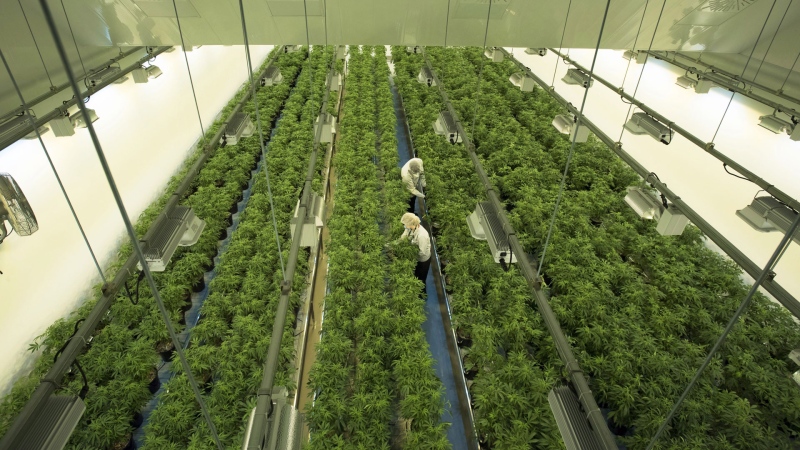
[0,45,273,396]
[509,47,800,310]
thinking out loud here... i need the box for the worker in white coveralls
[401,158,426,213]
[396,213,432,290]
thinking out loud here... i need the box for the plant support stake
[646,211,800,449]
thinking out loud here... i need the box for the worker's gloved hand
[415,192,425,198]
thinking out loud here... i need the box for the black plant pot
[191,275,206,293]
[157,341,175,362]
[130,411,144,429]
[148,372,161,394]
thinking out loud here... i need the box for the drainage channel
[133,71,302,447]
[389,73,477,450]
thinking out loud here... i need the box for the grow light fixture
[484,47,504,62]
[548,386,604,450]
[243,387,302,450]
[0,114,49,142]
[417,67,436,86]
[51,106,98,135]
[284,45,302,53]
[736,196,800,244]
[86,66,126,87]
[552,114,589,143]
[261,66,283,87]
[336,45,346,60]
[509,72,535,92]
[222,112,255,146]
[789,349,800,366]
[70,108,99,129]
[314,113,336,143]
[467,201,517,264]
[433,110,462,144]
[329,70,342,91]
[290,193,324,250]
[675,75,697,89]
[1,394,85,450]
[622,50,647,64]
[694,76,717,94]
[132,65,162,83]
[406,46,421,54]
[624,187,689,235]
[139,206,206,272]
[624,112,673,144]
[525,48,547,56]
[757,113,800,140]
[562,68,593,88]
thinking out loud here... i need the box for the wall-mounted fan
[0,173,38,244]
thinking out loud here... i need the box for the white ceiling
[1,0,800,120]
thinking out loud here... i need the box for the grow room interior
[1,0,800,449]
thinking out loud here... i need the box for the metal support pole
[645,211,800,450]
[547,48,800,213]
[245,57,334,450]
[421,49,618,450]
[501,49,800,320]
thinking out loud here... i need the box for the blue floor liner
[390,78,469,450]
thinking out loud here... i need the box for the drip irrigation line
[237,3,285,279]
[171,0,207,142]
[646,211,800,450]
[551,0,572,88]
[537,0,611,279]
[0,49,106,284]
[35,2,224,449]
[620,0,649,89]
[619,0,666,143]
[712,0,777,143]
[468,0,493,143]
[18,0,53,87]
[60,0,87,78]
[753,0,792,82]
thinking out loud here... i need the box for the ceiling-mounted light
[261,66,283,87]
[552,114,589,143]
[675,75,697,89]
[87,66,123,87]
[70,108,99,129]
[625,186,689,235]
[467,202,516,265]
[694,76,717,94]
[484,47,504,62]
[314,113,336,143]
[418,67,436,87]
[284,45,302,53]
[509,72,535,92]
[139,206,206,271]
[524,48,547,56]
[222,112,254,146]
[562,68,593,88]
[624,112,672,145]
[132,65,162,83]
[758,112,799,140]
[406,46,420,54]
[434,111,462,144]
[622,50,647,64]
[0,114,49,141]
[736,196,800,244]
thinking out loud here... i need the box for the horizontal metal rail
[421,48,619,450]
[0,46,286,450]
[0,47,169,151]
[548,48,800,213]
[502,48,800,320]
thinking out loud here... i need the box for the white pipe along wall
[0,45,273,396]
[508,47,800,312]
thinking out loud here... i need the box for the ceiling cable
[171,0,207,143]
[18,0,53,87]
[551,0,572,88]
[752,0,792,82]
[620,0,649,89]
[618,0,667,143]
[467,0,493,142]
[712,0,777,143]
[443,0,452,47]
[779,45,800,92]
[60,0,87,77]
[237,0,285,280]
[537,1,611,279]
[0,49,106,284]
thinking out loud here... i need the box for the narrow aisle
[390,78,471,450]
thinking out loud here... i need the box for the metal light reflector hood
[552,114,589,143]
[625,187,689,235]
[509,72,535,92]
[418,66,436,86]
[525,48,547,56]
[139,206,205,271]
[4,395,85,450]
[548,386,604,450]
[0,114,48,140]
[433,110,462,144]
[624,112,673,144]
[758,114,795,135]
[261,66,283,87]
[467,201,516,264]
[484,47,504,62]
[622,50,646,64]
[676,75,697,89]
[69,109,99,129]
[737,196,800,244]
[562,68,593,88]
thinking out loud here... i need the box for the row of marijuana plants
[395,46,800,449]
[305,46,450,450]
[139,45,334,450]
[0,47,306,449]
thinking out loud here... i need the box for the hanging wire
[170,0,207,142]
[618,0,667,143]
[36,1,223,448]
[443,0,453,48]
[536,0,612,279]
[60,0,87,77]
[551,0,573,88]
[18,0,54,87]
[467,0,493,142]
[779,48,800,92]
[237,1,285,279]
[711,0,778,143]
[620,0,650,89]
[753,0,792,82]
[0,49,106,284]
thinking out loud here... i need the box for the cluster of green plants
[305,46,450,450]
[140,45,334,450]
[0,47,307,449]
[394,46,800,449]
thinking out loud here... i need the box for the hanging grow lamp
[289,193,324,250]
[314,114,336,143]
[622,50,647,64]
[624,112,673,144]
[625,187,689,236]
[261,66,284,87]
[552,114,589,143]
[467,201,516,265]
[223,112,255,146]
[562,68,593,88]
[509,72,535,92]
[675,75,697,89]
[484,47,504,62]
[525,48,547,56]
[139,206,205,272]
[433,110,462,144]
[417,66,436,86]
[736,196,800,244]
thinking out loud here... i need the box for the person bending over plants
[391,212,431,293]
[401,157,426,213]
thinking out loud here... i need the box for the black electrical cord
[72,360,89,399]
[53,318,85,364]
[723,163,750,181]
[123,270,146,305]
[648,172,669,209]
